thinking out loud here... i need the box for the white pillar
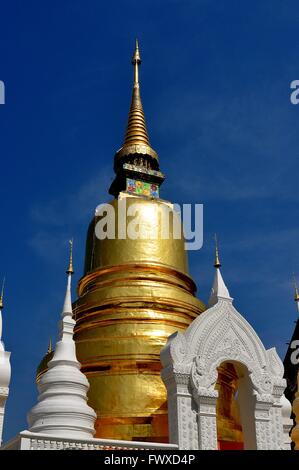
[194,391,218,450]
[161,368,198,450]
[254,397,273,450]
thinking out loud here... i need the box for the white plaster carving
[161,267,287,450]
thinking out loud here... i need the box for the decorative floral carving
[267,348,284,378]
[161,295,287,450]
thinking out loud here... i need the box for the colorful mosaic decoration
[126,178,159,198]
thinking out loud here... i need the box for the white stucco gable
[161,267,290,450]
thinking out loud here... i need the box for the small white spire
[209,237,232,306]
[209,267,232,306]
[0,279,11,446]
[27,243,96,438]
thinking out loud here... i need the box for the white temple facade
[160,264,292,450]
[0,247,294,451]
[0,255,298,450]
[0,40,297,451]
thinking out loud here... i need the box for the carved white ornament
[161,291,288,450]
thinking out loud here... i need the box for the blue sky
[1,0,299,441]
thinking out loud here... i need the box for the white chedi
[27,247,96,439]
[0,282,11,445]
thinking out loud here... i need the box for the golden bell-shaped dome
[73,42,205,442]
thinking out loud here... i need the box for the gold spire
[293,274,299,302]
[66,239,74,275]
[115,40,158,163]
[47,338,52,354]
[123,39,149,147]
[0,277,5,309]
[214,234,221,268]
[132,38,141,86]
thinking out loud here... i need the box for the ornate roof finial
[123,39,149,148]
[293,274,299,315]
[132,38,141,85]
[114,40,158,165]
[66,239,74,275]
[293,274,299,301]
[47,338,52,354]
[214,234,221,268]
[0,277,5,310]
[209,235,232,306]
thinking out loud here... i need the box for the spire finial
[0,277,5,310]
[214,234,221,268]
[122,40,150,148]
[293,273,299,303]
[132,38,141,85]
[209,241,232,307]
[66,239,74,275]
[114,40,159,165]
[47,338,52,354]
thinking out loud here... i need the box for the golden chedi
[73,41,205,442]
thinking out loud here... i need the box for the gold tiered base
[74,194,205,442]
